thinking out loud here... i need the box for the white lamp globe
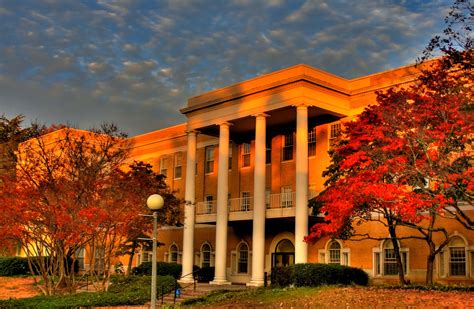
[147,194,164,211]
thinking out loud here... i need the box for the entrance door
[271,239,295,268]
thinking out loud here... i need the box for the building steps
[159,282,247,305]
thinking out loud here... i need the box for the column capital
[292,103,312,109]
[216,121,233,127]
[186,129,200,135]
[252,113,270,118]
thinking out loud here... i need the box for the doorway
[271,239,295,268]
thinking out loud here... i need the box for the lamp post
[147,194,164,309]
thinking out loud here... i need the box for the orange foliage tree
[0,125,181,294]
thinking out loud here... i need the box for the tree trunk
[388,221,408,285]
[127,241,138,276]
[426,254,435,285]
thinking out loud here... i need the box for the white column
[248,114,268,287]
[180,131,197,283]
[211,122,231,285]
[295,105,308,263]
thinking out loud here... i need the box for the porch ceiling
[196,106,341,142]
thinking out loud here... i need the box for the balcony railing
[195,191,318,216]
[228,197,253,212]
[196,200,217,215]
[268,192,296,209]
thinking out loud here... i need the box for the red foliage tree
[307,1,473,284]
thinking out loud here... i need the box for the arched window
[373,240,408,276]
[237,243,249,274]
[169,244,179,263]
[328,241,341,264]
[201,243,212,268]
[449,236,466,276]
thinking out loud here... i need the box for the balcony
[195,191,318,223]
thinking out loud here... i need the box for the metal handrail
[159,268,201,304]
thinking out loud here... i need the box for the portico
[179,64,351,285]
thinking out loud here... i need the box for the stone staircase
[159,282,247,305]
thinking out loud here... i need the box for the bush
[131,261,182,279]
[0,275,179,308]
[271,263,368,287]
[0,290,148,308]
[196,267,215,283]
[0,257,30,276]
[270,266,293,287]
[109,274,177,295]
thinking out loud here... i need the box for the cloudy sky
[0,0,451,136]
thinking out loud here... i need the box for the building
[127,63,474,285]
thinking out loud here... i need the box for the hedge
[131,261,182,279]
[0,256,79,276]
[271,263,368,287]
[0,275,177,308]
[196,266,215,283]
[0,257,30,276]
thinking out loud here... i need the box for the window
[93,247,105,274]
[205,146,214,173]
[330,123,341,140]
[228,142,233,170]
[266,142,271,164]
[439,235,470,278]
[169,244,179,263]
[282,133,294,161]
[201,243,212,268]
[384,248,398,275]
[450,247,466,276]
[449,236,467,276]
[319,240,350,266]
[76,247,85,271]
[238,243,249,274]
[373,240,408,276]
[140,250,153,264]
[265,188,271,209]
[281,186,293,208]
[205,195,214,214]
[242,143,251,167]
[160,157,168,176]
[241,192,251,211]
[328,241,341,264]
[308,127,316,156]
[174,152,182,179]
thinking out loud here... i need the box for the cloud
[0,0,452,135]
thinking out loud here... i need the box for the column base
[210,279,232,286]
[178,275,195,285]
[246,280,264,287]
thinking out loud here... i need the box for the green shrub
[196,267,215,283]
[0,290,148,308]
[109,274,177,295]
[270,266,293,287]
[0,256,30,276]
[271,263,368,287]
[131,261,182,279]
[0,256,79,276]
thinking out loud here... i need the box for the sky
[0,0,452,136]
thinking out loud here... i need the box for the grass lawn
[183,285,474,308]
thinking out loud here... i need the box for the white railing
[268,192,296,209]
[196,191,319,215]
[228,197,254,213]
[196,200,217,215]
